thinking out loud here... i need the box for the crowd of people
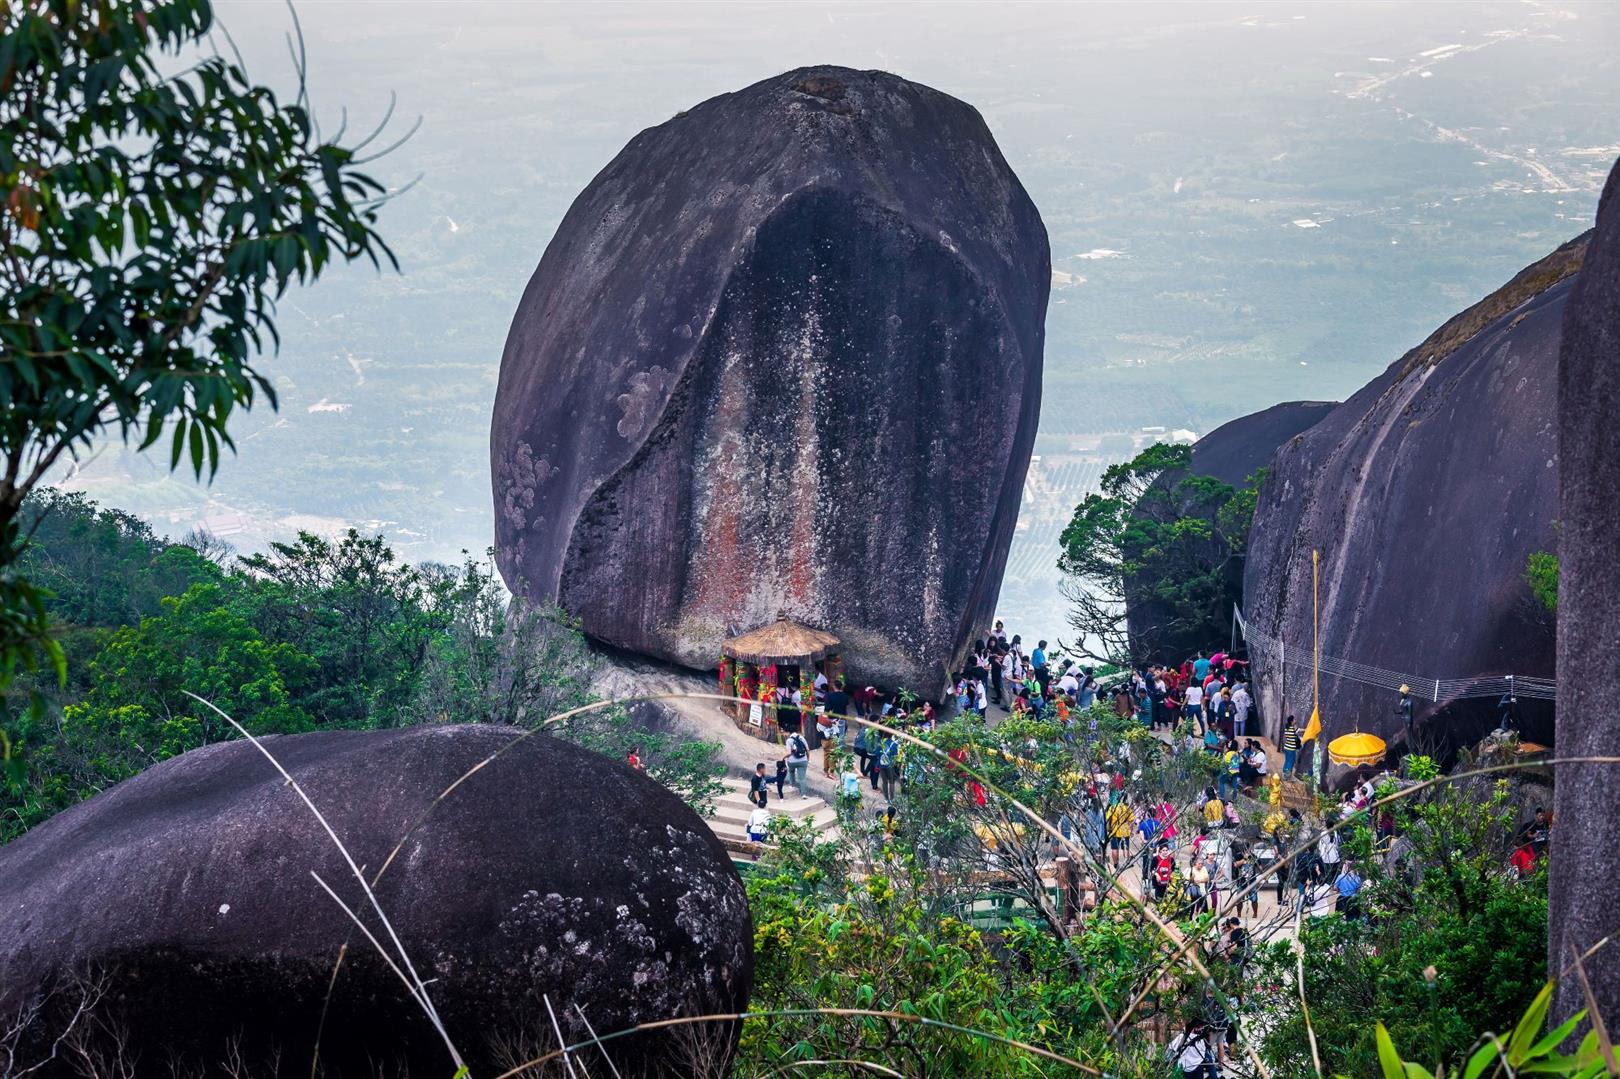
[718,619,1556,1077]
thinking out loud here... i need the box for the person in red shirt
[1510,842,1538,878]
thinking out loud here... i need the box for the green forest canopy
[0,490,723,841]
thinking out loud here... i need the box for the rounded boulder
[490,65,1048,693]
[0,725,752,1077]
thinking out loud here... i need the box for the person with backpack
[1168,1020,1218,1079]
[785,729,810,798]
[1157,798,1180,851]
[866,727,884,791]
[853,724,874,783]
[878,732,901,801]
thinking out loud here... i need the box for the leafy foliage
[1372,982,1612,1079]
[1058,443,1262,665]
[1256,779,1548,1076]
[0,495,724,839]
[0,0,395,706]
[739,823,1167,1078]
[1526,550,1559,615]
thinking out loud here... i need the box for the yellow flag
[1302,707,1322,743]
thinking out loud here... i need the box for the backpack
[789,734,808,760]
[880,740,899,768]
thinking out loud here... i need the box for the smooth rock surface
[490,66,1049,694]
[1186,401,1338,488]
[0,726,751,1077]
[1551,158,1620,1021]
[1242,236,1584,759]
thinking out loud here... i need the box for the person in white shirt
[1185,682,1205,732]
[747,806,771,859]
[1167,1023,1216,1077]
[1232,682,1252,736]
[1002,651,1020,696]
[1058,667,1079,697]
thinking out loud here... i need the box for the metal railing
[1233,606,1556,703]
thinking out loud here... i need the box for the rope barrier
[1232,606,1556,703]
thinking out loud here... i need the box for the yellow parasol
[1328,730,1388,767]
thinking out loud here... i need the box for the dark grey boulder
[1551,158,1620,1021]
[1126,401,1336,662]
[1186,401,1338,489]
[0,726,751,1077]
[490,66,1048,694]
[1242,236,1584,760]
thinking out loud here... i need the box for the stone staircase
[708,776,839,854]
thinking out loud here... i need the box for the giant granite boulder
[1126,401,1336,662]
[1242,237,1585,757]
[1551,158,1620,1021]
[490,66,1049,693]
[0,727,751,1077]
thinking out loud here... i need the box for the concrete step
[718,780,831,819]
[707,794,842,848]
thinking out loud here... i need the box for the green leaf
[170,418,188,470]
[1527,1011,1585,1061]
[188,422,204,477]
[1509,983,1556,1063]
[1377,1022,1407,1079]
